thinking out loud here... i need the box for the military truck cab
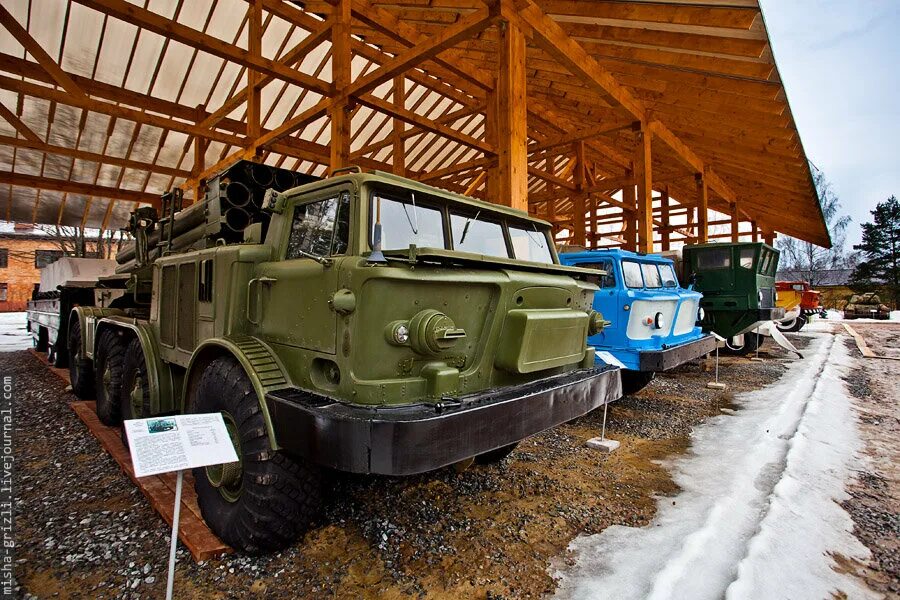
[682,242,784,354]
[560,249,716,393]
[70,168,621,552]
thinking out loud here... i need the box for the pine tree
[850,196,900,308]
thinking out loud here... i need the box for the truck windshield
[696,248,731,269]
[450,212,508,258]
[374,194,444,251]
[622,260,643,287]
[578,260,616,288]
[641,263,662,288]
[659,263,678,288]
[508,225,553,264]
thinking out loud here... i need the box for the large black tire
[191,356,323,553]
[67,319,94,399]
[621,370,656,395]
[722,332,762,356]
[94,329,127,426]
[474,442,519,465]
[120,338,152,447]
[776,314,806,333]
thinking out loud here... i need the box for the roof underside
[0,0,830,248]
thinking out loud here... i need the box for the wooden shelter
[0,0,830,251]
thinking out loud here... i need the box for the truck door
[254,191,351,354]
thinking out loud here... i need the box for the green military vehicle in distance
[682,242,785,355]
[68,163,620,552]
[843,292,891,320]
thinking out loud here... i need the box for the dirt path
[6,330,895,599]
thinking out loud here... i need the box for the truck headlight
[697,307,705,322]
[654,312,665,330]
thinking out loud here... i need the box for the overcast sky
[758,0,900,249]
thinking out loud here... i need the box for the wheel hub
[129,375,144,418]
[205,412,243,503]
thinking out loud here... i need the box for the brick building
[0,223,117,312]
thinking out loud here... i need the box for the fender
[184,335,291,450]
[69,306,127,361]
[94,316,175,416]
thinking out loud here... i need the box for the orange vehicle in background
[775,281,826,332]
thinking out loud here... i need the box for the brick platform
[29,349,231,561]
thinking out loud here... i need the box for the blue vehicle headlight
[698,307,705,322]
[654,312,665,330]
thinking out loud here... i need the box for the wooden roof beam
[0,171,160,207]
[71,0,331,95]
[528,121,636,155]
[0,4,88,102]
[0,102,41,143]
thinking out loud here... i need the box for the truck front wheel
[67,319,94,399]
[191,356,323,553]
[723,332,762,356]
[94,329,126,426]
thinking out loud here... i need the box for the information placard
[124,413,239,478]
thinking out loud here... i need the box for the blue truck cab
[560,249,717,393]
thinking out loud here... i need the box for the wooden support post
[191,110,206,205]
[495,17,528,211]
[696,172,709,244]
[634,123,653,254]
[622,172,636,251]
[392,76,406,176]
[573,141,586,246]
[247,0,262,140]
[751,220,759,242]
[730,202,740,242]
[764,231,775,246]
[330,0,351,172]
[659,186,670,251]
[485,88,499,200]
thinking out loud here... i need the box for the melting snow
[0,312,32,352]
[553,332,876,600]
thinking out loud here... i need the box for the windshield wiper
[402,192,420,234]
[459,210,481,245]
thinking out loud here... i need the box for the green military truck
[67,164,620,552]
[682,242,785,355]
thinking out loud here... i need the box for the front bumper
[637,334,717,371]
[265,365,621,476]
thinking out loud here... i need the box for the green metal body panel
[683,242,781,338]
[92,171,607,451]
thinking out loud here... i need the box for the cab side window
[580,260,616,288]
[286,192,350,259]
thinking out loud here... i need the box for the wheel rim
[205,412,243,503]
[128,374,145,418]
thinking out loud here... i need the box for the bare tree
[776,170,852,286]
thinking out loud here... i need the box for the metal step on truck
[61,161,621,553]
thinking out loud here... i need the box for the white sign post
[124,413,239,600]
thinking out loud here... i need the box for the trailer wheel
[621,371,655,395]
[776,315,806,333]
[191,355,323,553]
[722,332,762,356]
[120,338,151,446]
[67,319,94,399]
[94,329,127,426]
[474,442,519,465]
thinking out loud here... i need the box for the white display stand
[124,413,239,600]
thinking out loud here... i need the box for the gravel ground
[840,332,900,598]
[6,332,889,599]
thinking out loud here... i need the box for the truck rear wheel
[120,338,151,446]
[67,319,94,399]
[191,356,323,553]
[776,315,806,333]
[94,329,126,426]
[621,371,655,395]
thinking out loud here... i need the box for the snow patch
[0,312,32,352]
[552,332,875,600]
